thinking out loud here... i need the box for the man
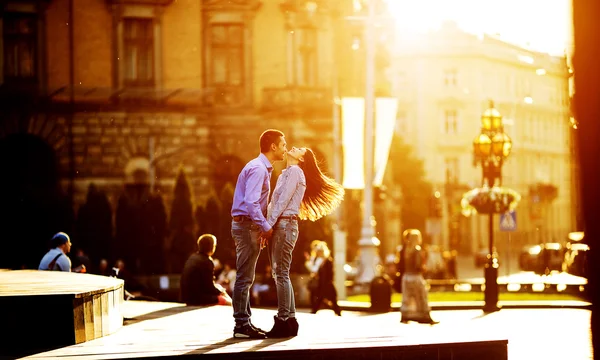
[231,129,286,339]
[180,234,232,306]
[38,232,85,272]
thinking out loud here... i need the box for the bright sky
[385,0,573,56]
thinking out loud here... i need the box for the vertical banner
[341,97,365,189]
[373,97,399,186]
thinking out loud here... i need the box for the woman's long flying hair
[298,148,345,221]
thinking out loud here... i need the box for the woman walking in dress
[400,229,438,324]
[305,240,342,316]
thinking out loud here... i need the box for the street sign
[500,211,517,232]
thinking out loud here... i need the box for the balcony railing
[3,84,245,110]
[202,85,247,108]
[262,86,331,116]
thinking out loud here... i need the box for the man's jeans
[270,218,299,320]
[232,218,261,327]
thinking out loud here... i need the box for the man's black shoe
[250,322,267,334]
[233,324,267,339]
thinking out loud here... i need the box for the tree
[115,181,167,275]
[168,167,196,273]
[0,133,74,269]
[217,182,236,264]
[76,183,113,266]
[196,188,221,238]
[388,135,433,235]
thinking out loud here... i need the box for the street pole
[332,16,347,299]
[474,101,511,313]
[356,0,380,285]
[507,232,511,277]
[484,212,499,312]
[149,136,156,193]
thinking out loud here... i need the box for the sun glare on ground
[385,0,572,56]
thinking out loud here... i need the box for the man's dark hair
[259,129,284,153]
[51,232,70,248]
[197,234,217,255]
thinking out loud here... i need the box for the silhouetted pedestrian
[305,240,341,316]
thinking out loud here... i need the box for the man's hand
[259,228,273,249]
[262,228,273,240]
[259,236,268,250]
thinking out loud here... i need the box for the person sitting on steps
[38,232,85,273]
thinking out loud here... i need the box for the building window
[444,110,458,134]
[444,69,457,87]
[3,12,37,82]
[294,27,317,86]
[202,1,260,107]
[445,157,459,183]
[209,24,244,87]
[123,18,154,87]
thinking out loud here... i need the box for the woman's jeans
[270,218,299,320]
[231,217,261,327]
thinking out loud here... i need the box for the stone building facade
[0,0,348,210]
[0,0,372,269]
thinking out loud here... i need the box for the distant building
[390,22,573,253]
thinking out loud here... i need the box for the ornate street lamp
[472,100,513,312]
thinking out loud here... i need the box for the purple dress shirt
[231,153,273,232]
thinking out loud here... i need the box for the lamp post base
[355,236,381,289]
[333,228,347,300]
[483,255,500,313]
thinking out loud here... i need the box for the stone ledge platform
[0,270,124,355]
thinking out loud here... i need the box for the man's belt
[233,214,298,222]
[232,215,251,222]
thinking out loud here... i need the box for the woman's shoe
[287,317,299,336]
[266,316,291,338]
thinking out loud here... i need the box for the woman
[400,229,438,324]
[180,234,232,306]
[305,240,342,316]
[264,147,344,338]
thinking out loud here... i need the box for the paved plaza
[19,301,592,360]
